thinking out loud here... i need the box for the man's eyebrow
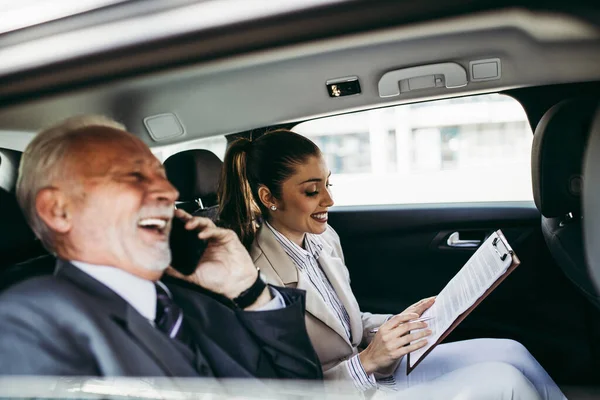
[113,159,162,173]
[132,158,162,168]
[298,171,332,185]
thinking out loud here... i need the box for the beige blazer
[251,225,392,382]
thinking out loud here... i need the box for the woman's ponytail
[218,138,259,249]
[219,129,321,249]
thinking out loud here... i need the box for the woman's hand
[358,313,431,375]
[402,296,436,316]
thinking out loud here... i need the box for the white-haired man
[0,116,322,378]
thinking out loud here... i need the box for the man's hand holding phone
[166,209,272,309]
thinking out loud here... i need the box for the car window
[152,135,227,163]
[294,94,533,206]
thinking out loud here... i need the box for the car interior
[1,0,600,397]
[531,98,600,310]
[583,100,600,314]
[164,148,223,219]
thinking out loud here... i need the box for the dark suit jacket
[0,261,322,379]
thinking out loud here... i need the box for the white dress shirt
[70,261,285,324]
[264,222,381,392]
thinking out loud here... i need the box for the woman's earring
[270,205,277,211]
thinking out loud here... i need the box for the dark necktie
[155,283,213,376]
[155,282,193,347]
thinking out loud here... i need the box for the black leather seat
[0,188,44,268]
[583,106,600,290]
[531,98,600,309]
[164,149,222,221]
[0,188,54,291]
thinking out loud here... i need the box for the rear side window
[294,94,533,206]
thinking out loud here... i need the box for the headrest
[0,149,21,192]
[164,149,223,208]
[532,98,600,218]
[583,108,600,290]
[0,188,43,267]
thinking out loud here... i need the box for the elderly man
[0,116,321,378]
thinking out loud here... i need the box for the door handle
[378,62,468,98]
[446,232,482,248]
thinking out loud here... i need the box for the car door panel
[328,202,598,384]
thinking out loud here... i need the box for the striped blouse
[265,222,382,391]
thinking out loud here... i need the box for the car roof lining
[0,8,598,151]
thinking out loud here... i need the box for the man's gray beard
[135,206,175,273]
[141,246,172,273]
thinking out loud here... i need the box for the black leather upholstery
[583,109,600,292]
[0,188,46,268]
[532,99,599,218]
[0,255,55,292]
[191,204,220,222]
[541,217,597,302]
[164,149,223,210]
[532,98,600,308]
[0,188,54,291]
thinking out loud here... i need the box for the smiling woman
[218,129,323,249]
[217,129,565,399]
[257,156,334,248]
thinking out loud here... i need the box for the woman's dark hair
[218,129,321,249]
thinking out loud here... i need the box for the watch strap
[233,272,267,309]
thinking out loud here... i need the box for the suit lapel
[296,272,352,346]
[55,261,197,377]
[317,244,363,346]
[252,226,298,285]
[254,227,352,346]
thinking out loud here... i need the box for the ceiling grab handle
[378,62,468,98]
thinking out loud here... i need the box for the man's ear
[257,185,276,209]
[35,188,73,234]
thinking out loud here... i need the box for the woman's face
[266,155,334,246]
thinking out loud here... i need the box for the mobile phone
[169,216,208,275]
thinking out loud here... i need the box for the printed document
[408,231,515,371]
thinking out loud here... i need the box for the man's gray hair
[16,115,126,252]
